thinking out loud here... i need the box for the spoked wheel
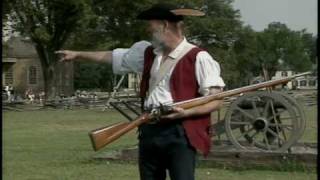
[276,92,306,143]
[224,91,301,152]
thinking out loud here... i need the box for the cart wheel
[224,91,301,152]
[276,91,306,143]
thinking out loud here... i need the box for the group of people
[3,86,45,103]
[24,88,36,103]
[56,3,225,180]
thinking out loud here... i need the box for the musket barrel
[174,71,312,109]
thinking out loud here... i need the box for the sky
[232,0,318,35]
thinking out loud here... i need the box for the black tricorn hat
[137,3,205,22]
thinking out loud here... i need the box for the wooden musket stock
[89,72,311,151]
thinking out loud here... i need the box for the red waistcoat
[140,45,211,156]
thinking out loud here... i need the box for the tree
[222,22,316,87]
[255,22,313,79]
[300,31,317,64]
[2,0,11,22]
[184,0,243,88]
[226,25,260,88]
[90,0,153,48]
[73,63,115,91]
[5,0,94,99]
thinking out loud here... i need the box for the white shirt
[112,38,225,108]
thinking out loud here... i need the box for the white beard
[151,27,166,50]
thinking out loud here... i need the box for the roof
[2,36,38,58]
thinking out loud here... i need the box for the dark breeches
[138,123,196,180]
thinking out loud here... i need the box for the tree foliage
[255,22,313,79]
[73,63,114,91]
[4,0,316,92]
[224,25,259,88]
[5,0,94,98]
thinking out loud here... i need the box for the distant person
[5,85,13,102]
[10,86,15,102]
[39,91,45,104]
[25,88,35,104]
[4,85,11,102]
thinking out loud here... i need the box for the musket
[89,71,312,151]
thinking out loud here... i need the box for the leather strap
[148,43,195,94]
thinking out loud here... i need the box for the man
[4,85,11,102]
[56,3,225,180]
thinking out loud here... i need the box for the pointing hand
[55,50,78,62]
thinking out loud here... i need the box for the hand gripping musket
[89,71,312,151]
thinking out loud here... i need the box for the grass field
[2,105,317,180]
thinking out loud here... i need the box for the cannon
[213,91,306,152]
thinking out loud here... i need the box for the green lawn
[2,107,317,180]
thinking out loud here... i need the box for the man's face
[147,20,167,49]
[147,20,164,34]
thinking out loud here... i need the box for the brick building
[2,37,74,98]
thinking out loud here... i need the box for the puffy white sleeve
[195,51,226,95]
[112,40,151,75]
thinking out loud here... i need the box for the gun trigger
[166,106,174,113]
[159,103,164,114]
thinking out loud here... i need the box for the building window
[64,74,70,86]
[281,71,288,77]
[28,66,37,85]
[4,67,14,85]
[309,80,316,86]
[299,80,307,87]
